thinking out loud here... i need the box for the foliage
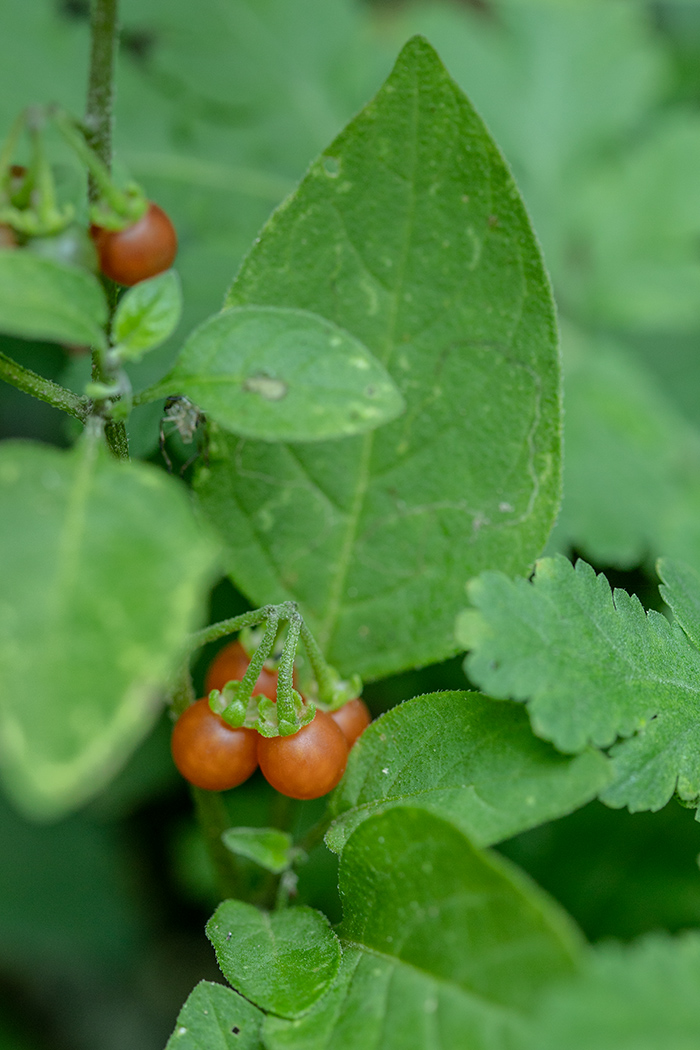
[460,555,700,814]
[3,2,700,1049]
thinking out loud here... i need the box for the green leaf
[520,933,700,1050]
[0,252,108,349]
[265,807,582,1050]
[165,981,262,1050]
[460,555,700,813]
[547,327,700,572]
[195,35,561,680]
[221,826,297,874]
[206,901,341,1018]
[164,306,404,441]
[112,269,183,360]
[658,558,700,652]
[326,690,610,854]
[0,436,219,819]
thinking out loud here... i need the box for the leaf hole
[232,1026,240,1035]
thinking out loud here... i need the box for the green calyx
[199,600,359,737]
[208,683,316,738]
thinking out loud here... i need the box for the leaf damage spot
[322,156,341,178]
[242,374,288,401]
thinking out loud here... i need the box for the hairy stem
[189,608,274,652]
[85,0,128,459]
[85,0,119,184]
[0,351,89,420]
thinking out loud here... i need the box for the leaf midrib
[316,67,421,654]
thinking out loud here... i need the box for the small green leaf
[165,981,262,1050]
[0,252,108,348]
[165,305,405,441]
[520,933,700,1050]
[112,269,183,360]
[265,807,582,1050]
[462,556,700,813]
[0,437,219,819]
[206,901,341,1018]
[221,827,297,874]
[327,691,610,853]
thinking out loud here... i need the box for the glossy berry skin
[257,710,348,800]
[205,639,279,700]
[330,699,372,747]
[91,201,177,286]
[171,697,258,792]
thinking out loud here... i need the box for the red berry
[171,697,258,792]
[91,201,177,285]
[257,710,348,800]
[330,698,372,747]
[205,639,279,700]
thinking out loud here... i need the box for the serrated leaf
[165,981,262,1050]
[265,807,582,1050]
[0,252,107,348]
[206,901,341,1018]
[164,306,404,441]
[0,437,219,819]
[461,555,700,813]
[221,827,296,874]
[195,35,561,681]
[326,691,609,854]
[112,269,182,358]
[658,558,700,654]
[519,933,700,1050]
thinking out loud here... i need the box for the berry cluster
[1,112,177,287]
[171,640,372,800]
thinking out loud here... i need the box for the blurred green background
[3,0,700,1046]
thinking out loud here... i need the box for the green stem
[299,619,336,702]
[236,612,279,699]
[276,614,301,727]
[191,787,242,901]
[131,377,176,408]
[85,0,119,187]
[170,660,196,718]
[85,0,129,460]
[0,351,89,420]
[189,607,273,652]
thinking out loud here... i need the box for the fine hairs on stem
[86,0,129,460]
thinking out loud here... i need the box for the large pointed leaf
[195,36,561,679]
[326,690,610,853]
[264,807,582,1050]
[0,437,219,818]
